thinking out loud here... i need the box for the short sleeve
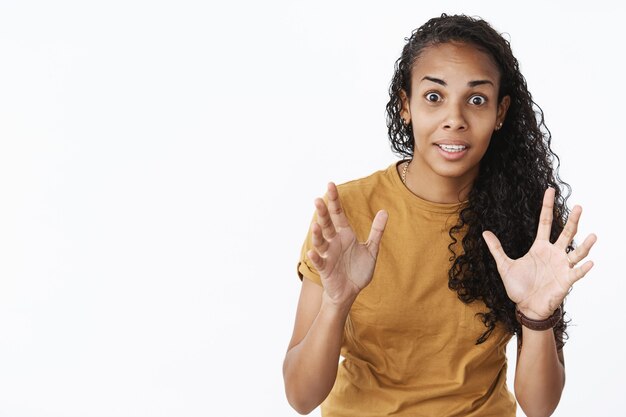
[296,213,323,287]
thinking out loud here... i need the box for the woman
[283,14,596,417]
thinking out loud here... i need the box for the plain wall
[0,1,622,416]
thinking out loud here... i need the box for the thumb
[366,210,388,258]
[482,230,511,268]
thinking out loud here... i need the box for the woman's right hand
[307,182,388,308]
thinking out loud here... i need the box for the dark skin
[284,42,597,417]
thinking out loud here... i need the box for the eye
[425,92,442,103]
[469,95,487,105]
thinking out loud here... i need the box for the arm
[282,279,355,414]
[483,188,597,417]
[283,182,388,414]
[514,328,565,417]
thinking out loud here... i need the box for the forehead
[411,42,501,85]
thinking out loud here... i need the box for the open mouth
[437,144,467,153]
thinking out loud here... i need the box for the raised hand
[482,188,597,320]
[307,182,388,307]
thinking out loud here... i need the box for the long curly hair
[385,14,572,348]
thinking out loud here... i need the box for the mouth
[436,144,468,153]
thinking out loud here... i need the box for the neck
[400,160,476,203]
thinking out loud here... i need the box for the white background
[0,1,622,416]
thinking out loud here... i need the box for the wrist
[515,305,562,331]
[321,291,356,316]
[516,306,545,320]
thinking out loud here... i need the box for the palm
[495,241,575,319]
[307,183,388,305]
[319,228,377,294]
[483,188,597,320]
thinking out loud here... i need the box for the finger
[567,233,597,265]
[307,249,326,272]
[555,205,581,250]
[536,187,555,241]
[310,222,330,254]
[314,197,336,240]
[326,182,350,230]
[365,210,388,258]
[567,260,594,286]
[482,231,512,269]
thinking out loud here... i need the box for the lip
[434,142,469,161]
[434,139,470,147]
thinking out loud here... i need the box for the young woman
[283,14,597,417]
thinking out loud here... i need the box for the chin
[433,165,479,181]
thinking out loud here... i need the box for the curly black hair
[385,13,572,348]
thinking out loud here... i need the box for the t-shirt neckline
[388,161,468,214]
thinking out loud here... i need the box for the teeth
[438,144,466,152]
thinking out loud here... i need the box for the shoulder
[332,163,402,235]
[335,163,400,202]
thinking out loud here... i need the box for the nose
[442,101,467,131]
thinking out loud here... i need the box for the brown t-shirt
[297,163,516,417]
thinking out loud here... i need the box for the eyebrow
[421,76,494,87]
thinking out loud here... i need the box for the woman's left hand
[482,188,597,320]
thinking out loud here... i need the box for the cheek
[411,123,436,145]
[411,111,438,132]
[469,113,497,134]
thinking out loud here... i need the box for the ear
[399,89,411,123]
[496,95,511,129]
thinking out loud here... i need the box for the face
[400,42,510,187]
